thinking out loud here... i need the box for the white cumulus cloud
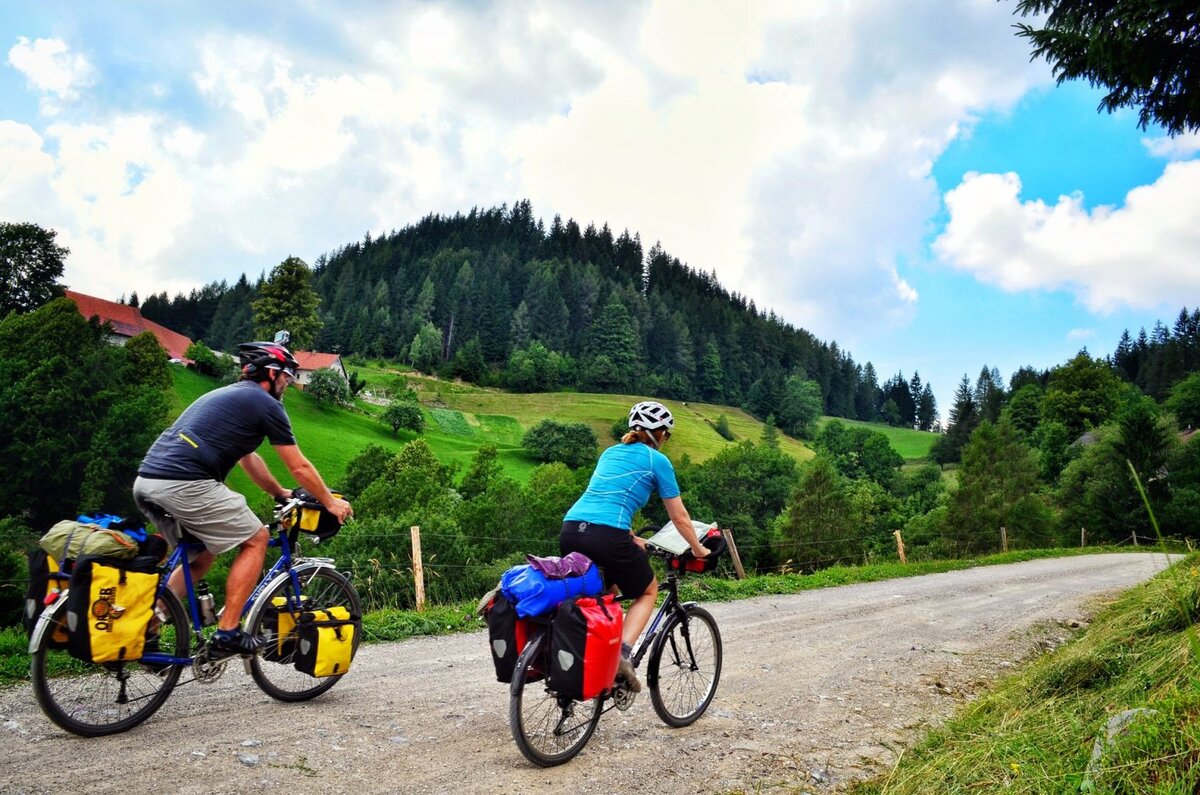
[934,162,1200,312]
[7,37,95,101]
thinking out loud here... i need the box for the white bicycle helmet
[628,400,674,432]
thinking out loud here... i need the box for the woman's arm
[662,496,710,557]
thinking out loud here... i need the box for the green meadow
[170,363,948,501]
[816,414,939,462]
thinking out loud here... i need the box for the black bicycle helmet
[238,340,299,381]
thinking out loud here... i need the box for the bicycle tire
[246,566,362,702]
[31,587,188,737]
[509,633,603,767]
[647,604,722,727]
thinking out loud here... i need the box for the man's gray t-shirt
[139,381,296,482]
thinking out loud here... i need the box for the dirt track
[0,553,1172,794]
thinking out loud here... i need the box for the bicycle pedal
[612,683,637,712]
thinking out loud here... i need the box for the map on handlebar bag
[646,521,713,555]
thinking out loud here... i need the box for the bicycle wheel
[509,633,603,767]
[647,604,722,727]
[247,566,362,702]
[31,587,188,737]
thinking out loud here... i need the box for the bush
[714,414,734,441]
[522,420,598,469]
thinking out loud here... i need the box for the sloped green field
[171,363,958,502]
[816,415,938,461]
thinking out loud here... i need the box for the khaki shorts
[133,477,264,555]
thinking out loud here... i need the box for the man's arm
[239,452,290,500]
[662,496,710,557]
[273,444,353,523]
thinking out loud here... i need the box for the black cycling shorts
[560,520,654,598]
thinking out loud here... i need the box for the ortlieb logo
[90,586,127,633]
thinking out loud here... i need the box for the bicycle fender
[28,592,68,654]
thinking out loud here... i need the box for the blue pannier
[499,563,604,618]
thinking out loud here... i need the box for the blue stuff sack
[500,563,604,618]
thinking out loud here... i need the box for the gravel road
[0,553,1172,794]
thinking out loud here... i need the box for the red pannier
[486,593,530,683]
[669,527,727,573]
[548,594,623,701]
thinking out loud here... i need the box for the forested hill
[138,200,936,433]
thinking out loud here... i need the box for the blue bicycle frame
[139,529,309,669]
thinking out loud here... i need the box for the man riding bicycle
[132,336,352,656]
[560,400,709,692]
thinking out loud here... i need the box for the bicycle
[27,494,362,737]
[508,532,724,766]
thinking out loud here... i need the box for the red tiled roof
[64,289,194,360]
[293,351,343,371]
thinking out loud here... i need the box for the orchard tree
[253,256,322,349]
[185,340,220,377]
[381,400,425,436]
[1,221,68,315]
[305,368,351,406]
[522,420,598,469]
[1014,0,1200,135]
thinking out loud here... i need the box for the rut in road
[0,552,1172,794]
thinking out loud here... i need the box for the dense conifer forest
[135,201,937,434]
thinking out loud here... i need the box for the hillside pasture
[816,415,938,461]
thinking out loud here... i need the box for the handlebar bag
[286,488,345,543]
[485,593,530,683]
[261,594,311,662]
[65,555,160,664]
[23,549,70,644]
[548,594,623,701]
[669,528,727,573]
[293,607,359,677]
[499,563,604,618]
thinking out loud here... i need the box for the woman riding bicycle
[560,400,709,692]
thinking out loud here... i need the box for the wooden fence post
[1131,530,1139,547]
[894,530,907,565]
[410,525,426,611]
[722,527,747,580]
[1081,527,1086,548]
[1000,526,1008,553]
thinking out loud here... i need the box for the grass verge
[851,550,1200,794]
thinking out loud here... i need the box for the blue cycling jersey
[564,442,681,530]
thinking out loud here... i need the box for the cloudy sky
[3,1,1198,416]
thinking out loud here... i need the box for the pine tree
[252,256,322,349]
[917,383,938,431]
